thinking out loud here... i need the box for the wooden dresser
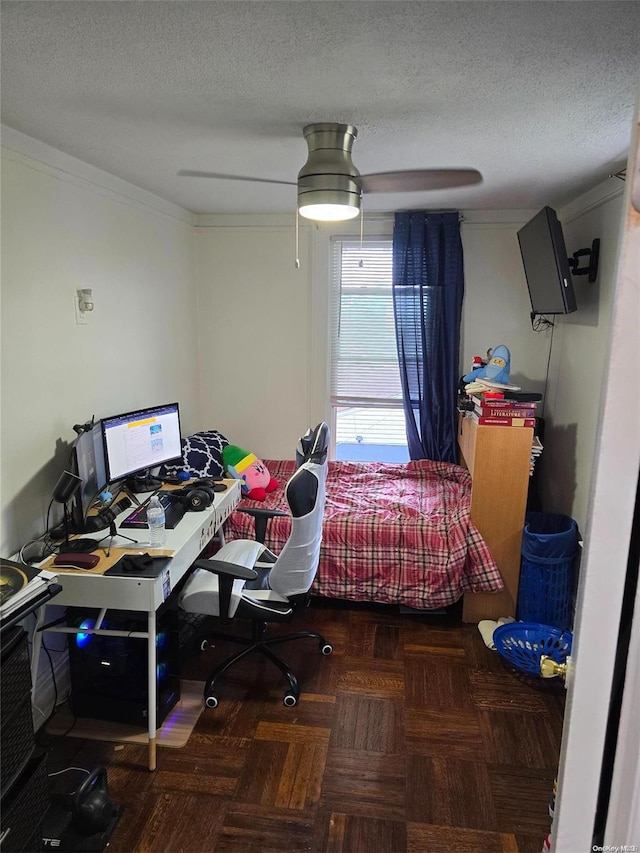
[458,414,533,622]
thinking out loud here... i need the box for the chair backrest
[268,423,329,599]
[295,422,329,468]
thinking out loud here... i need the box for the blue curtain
[392,211,464,462]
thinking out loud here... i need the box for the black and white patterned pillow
[160,430,229,479]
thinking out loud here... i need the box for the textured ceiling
[1,1,639,215]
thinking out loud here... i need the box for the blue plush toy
[463,345,511,384]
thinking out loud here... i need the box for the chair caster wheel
[320,643,333,655]
[205,695,219,709]
[283,693,298,707]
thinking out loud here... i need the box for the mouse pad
[104,554,172,578]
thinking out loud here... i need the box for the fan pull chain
[295,206,300,268]
[359,197,364,267]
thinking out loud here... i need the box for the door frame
[553,109,640,850]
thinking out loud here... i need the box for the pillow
[160,430,229,479]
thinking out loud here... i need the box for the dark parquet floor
[41,599,565,853]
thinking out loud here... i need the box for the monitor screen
[72,422,107,527]
[517,206,577,315]
[101,402,182,484]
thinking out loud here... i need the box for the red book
[471,395,538,410]
[471,413,536,427]
[474,404,537,418]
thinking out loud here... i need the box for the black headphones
[192,478,227,492]
[171,485,214,512]
[167,478,226,512]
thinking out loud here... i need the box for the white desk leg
[147,609,157,771]
[30,605,46,703]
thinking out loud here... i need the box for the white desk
[33,480,241,770]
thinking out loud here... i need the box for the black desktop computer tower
[67,607,180,729]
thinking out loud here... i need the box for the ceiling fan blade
[359,169,483,193]
[178,170,297,187]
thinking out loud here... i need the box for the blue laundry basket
[517,512,579,630]
[493,621,573,677]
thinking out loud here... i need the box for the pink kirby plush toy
[222,444,278,501]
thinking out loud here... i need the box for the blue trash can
[517,512,579,629]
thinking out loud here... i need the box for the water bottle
[146,495,166,548]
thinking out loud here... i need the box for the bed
[221,458,503,611]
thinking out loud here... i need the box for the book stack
[470,395,538,427]
[0,558,58,627]
[530,434,544,476]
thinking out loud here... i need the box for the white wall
[0,135,199,557]
[460,213,553,393]
[194,212,557,458]
[539,181,625,532]
[195,216,314,459]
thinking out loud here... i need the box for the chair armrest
[239,508,289,520]
[238,507,289,544]
[194,558,258,582]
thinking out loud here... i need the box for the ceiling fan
[179,123,482,222]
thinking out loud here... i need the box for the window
[330,238,408,462]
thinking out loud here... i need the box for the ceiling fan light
[298,185,360,221]
[299,201,360,222]
[297,123,361,222]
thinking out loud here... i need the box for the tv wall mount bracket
[568,238,600,283]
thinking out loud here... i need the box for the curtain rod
[392,210,465,221]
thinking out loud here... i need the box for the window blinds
[330,239,403,408]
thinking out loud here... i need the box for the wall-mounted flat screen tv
[517,206,577,315]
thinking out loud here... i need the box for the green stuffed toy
[222,444,278,501]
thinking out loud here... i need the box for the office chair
[178,422,332,708]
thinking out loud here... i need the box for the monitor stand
[127,473,162,494]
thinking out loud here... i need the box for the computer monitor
[101,402,182,491]
[72,421,107,529]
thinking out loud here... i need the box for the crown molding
[194,213,299,229]
[194,209,541,231]
[559,177,625,224]
[1,125,195,227]
[5,123,620,232]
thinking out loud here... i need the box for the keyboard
[120,491,186,530]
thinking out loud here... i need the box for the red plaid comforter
[222,459,503,610]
